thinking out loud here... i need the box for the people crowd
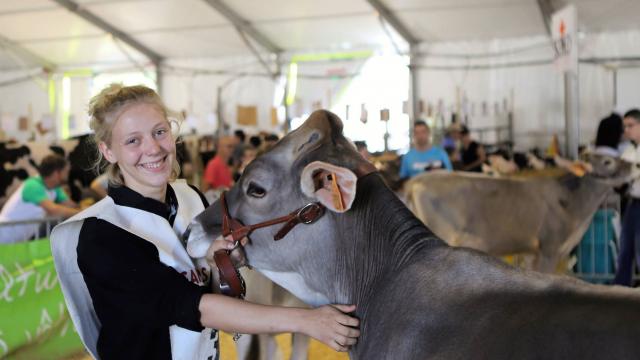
[0,82,638,358]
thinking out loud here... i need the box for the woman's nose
[144,137,162,154]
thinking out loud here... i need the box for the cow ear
[300,161,357,213]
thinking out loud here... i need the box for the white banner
[551,4,578,74]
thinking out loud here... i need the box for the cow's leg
[290,333,309,360]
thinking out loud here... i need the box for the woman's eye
[125,138,139,145]
[155,128,168,137]
[247,182,266,198]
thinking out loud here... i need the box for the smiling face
[99,102,175,199]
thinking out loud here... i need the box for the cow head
[583,152,635,185]
[187,110,372,305]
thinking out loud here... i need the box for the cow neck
[330,173,445,310]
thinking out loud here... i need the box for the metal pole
[409,45,420,126]
[216,86,224,138]
[283,77,291,134]
[155,62,163,96]
[564,71,580,159]
[613,69,618,110]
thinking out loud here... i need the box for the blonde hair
[88,83,180,186]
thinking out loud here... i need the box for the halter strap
[214,160,377,298]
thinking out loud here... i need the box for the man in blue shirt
[400,120,452,179]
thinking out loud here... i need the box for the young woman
[51,84,359,359]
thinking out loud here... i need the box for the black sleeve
[77,218,207,334]
[188,184,209,208]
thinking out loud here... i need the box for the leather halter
[213,161,377,298]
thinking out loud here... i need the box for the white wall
[0,69,50,142]
[617,67,640,113]
[161,56,280,136]
[415,31,640,152]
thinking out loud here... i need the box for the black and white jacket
[51,180,218,360]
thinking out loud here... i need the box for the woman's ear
[300,161,357,213]
[98,142,116,164]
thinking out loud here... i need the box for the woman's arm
[203,235,360,352]
[199,296,359,351]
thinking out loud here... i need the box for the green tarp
[0,239,84,359]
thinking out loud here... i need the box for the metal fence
[0,216,63,243]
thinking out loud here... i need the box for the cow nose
[182,224,192,244]
[184,221,214,259]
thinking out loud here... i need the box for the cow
[404,154,631,273]
[187,110,640,359]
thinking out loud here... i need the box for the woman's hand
[205,235,248,267]
[301,304,360,352]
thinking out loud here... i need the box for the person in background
[399,120,452,180]
[0,154,79,243]
[234,145,258,181]
[441,123,462,166]
[175,137,195,185]
[90,173,109,200]
[594,112,624,156]
[50,84,359,359]
[231,129,246,168]
[614,108,640,287]
[354,140,371,161]
[202,136,235,192]
[459,125,486,172]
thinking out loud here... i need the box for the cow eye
[247,182,266,198]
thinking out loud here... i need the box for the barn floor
[220,331,348,360]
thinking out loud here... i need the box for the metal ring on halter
[297,203,324,224]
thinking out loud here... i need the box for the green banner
[0,239,84,359]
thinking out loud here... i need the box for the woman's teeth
[140,158,165,169]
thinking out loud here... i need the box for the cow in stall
[187,110,640,359]
[404,153,631,273]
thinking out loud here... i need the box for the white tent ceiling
[1,0,639,71]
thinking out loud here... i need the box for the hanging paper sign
[551,4,578,74]
[345,105,350,120]
[270,107,279,126]
[237,105,258,126]
[380,109,390,122]
[18,116,29,131]
[360,104,368,124]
